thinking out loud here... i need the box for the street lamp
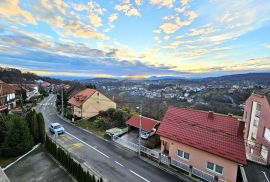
[136,105,142,156]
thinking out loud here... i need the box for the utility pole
[138,104,142,156]
[61,86,64,117]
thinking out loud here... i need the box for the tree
[1,116,34,157]
[0,114,8,145]
[37,113,45,143]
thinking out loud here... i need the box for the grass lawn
[73,119,107,139]
[0,157,17,168]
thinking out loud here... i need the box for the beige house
[68,88,116,118]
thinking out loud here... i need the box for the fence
[113,135,139,152]
[140,146,160,159]
[171,158,190,172]
[192,167,214,182]
[160,153,170,165]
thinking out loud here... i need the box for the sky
[0,0,270,79]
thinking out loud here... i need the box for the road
[244,161,270,182]
[36,95,187,182]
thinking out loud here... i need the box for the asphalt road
[36,95,186,182]
[244,161,270,182]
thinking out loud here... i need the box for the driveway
[5,146,73,182]
[120,129,147,146]
[244,161,270,182]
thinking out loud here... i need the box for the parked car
[49,123,65,135]
[141,128,156,139]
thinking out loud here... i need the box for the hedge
[45,135,104,182]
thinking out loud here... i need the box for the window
[264,128,270,143]
[177,149,190,160]
[206,162,224,175]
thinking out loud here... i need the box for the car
[49,123,65,135]
[141,128,156,140]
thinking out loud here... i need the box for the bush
[45,135,101,182]
[145,135,161,149]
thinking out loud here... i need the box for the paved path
[36,94,190,182]
[5,147,73,182]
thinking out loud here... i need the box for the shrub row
[45,135,103,182]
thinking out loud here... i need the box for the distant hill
[202,73,270,85]
[0,67,67,84]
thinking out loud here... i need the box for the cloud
[135,0,143,6]
[31,0,108,40]
[109,13,119,23]
[188,25,217,36]
[88,15,103,27]
[159,11,198,34]
[265,45,270,49]
[0,0,36,24]
[149,0,174,8]
[115,2,141,16]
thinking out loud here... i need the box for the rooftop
[68,88,96,107]
[127,115,160,132]
[157,106,246,164]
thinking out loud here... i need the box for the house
[126,115,160,133]
[157,107,246,182]
[244,89,270,165]
[68,88,116,118]
[0,80,16,114]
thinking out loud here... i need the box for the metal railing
[171,158,190,172]
[160,153,170,165]
[140,146,160,159]
[113,135,139,152]
[192,167,214,182]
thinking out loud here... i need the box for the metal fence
[171,158,190,172]
[192,167,214,182]
[160,153,170,165]
[113,136,139,152]
[140,146,160,159]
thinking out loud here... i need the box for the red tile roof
[0,80,15,94]
[127,115,160,132]
[68,88,96,107]
[157,106,246,164]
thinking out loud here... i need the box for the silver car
[49,123,65,134]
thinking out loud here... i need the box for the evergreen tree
[1,116,34,157]
[37,113,45,143]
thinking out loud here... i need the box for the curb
[3,143,41,171]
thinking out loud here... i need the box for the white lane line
[262,171,270,182]
[114,161,124,167]
[65,132,110,159]
[129,170,150,182]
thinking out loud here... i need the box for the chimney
[237,119,245,137]
[208,111,214,119]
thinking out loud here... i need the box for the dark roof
[157,106,246,164]
[127,115,159,132]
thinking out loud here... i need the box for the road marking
[65,132,110,159]
[262,171,270,182]
[129,170,150,182]
[114,161,124,167]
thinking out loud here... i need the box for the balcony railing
[171,158,190,172]
[192,167,215,182]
